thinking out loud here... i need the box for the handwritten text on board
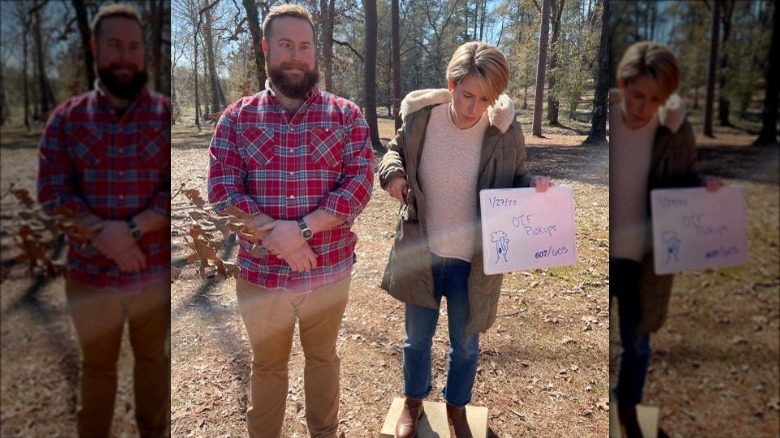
[650,187,748,274]
[479,186,577,274]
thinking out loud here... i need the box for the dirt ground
[1,117,778,437]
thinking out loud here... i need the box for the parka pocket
[381,219,435,308]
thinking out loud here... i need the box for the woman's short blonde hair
[617,41,680,102]
[446,42,510,104]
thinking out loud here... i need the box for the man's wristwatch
[298,219,313,241]
[128,219,142,241]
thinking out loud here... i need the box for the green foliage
[610,0,772,121]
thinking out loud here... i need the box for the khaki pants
[65,279,170,438]
[236,277,350,438]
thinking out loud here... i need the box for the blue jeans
[610,258,651,407]
[402,255,479,408]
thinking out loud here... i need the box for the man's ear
[618,79,625,90]
[90,38,97,54]
[447,80,454,92]
[261,38,268,54]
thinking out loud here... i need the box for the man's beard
[97,62,148,100]
[267,60,319,100]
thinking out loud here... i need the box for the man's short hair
[617,41,680,102]
[262,4,316,41]
[446,41,510,105]
[91,4,144,41]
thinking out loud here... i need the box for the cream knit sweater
[419,103,489,262]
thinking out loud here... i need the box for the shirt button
[119,195,125,200]
[289,195,295,199]
[119,171,124,177]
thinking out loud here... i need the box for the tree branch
[333,39,364,62]
[199,0,221,15]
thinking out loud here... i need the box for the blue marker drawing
[491,230,510,264]
[662,230,681,264]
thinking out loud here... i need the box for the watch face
[302,229,313,240]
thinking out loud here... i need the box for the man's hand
[280,244,318,273]
[246,213,275,241]
[86,220,147,272]
[385,176,408,205]
[112,242,147,272]
[72,213,104,242]
[259,220,306,258]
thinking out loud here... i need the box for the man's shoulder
[313,89,364,119]
[143,89,172,108]
[46,90,98,123]
[222,92,268,117]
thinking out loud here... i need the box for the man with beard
[207,4,374,437]
[37,4,170,437]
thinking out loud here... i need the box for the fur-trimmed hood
[609,88,687,133]
[399,89,516,134]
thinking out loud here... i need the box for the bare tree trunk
[704,0,721,137]
[717,0,735,126]
[152,0,169,94]
[363,0,381,148]
[188,0,201,129]
[523,86,528,110]
[0,63,5,126]
[391,0,402,130]
[14,2,32,130]
[479,0,487,41]
[532,0,551,137]
[204,6,223,111]
[320,0,335,91]
[754,0,779,146]
[584,0,608,145]
[242,0,266,89]
[201,33,210,115]
[546,0,565,125]
[72,0,95,90]
[32,1,55,117]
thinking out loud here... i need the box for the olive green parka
[378,89,532,335]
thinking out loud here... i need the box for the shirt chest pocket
[308,127,343,169]
[71,126,105,168]
[138,127,170,169]
[239,127,275,168]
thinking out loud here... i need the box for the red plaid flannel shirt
[208,83,374,292]
[37,84,171,289]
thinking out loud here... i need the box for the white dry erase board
[650,186,748,274]
[479,185,577,275]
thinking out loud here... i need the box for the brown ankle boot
[618,405,643,438]
[395,398,424,438]
[446,403,473,438]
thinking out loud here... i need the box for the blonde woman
[379,42,551,437]
[610,41,721,438]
